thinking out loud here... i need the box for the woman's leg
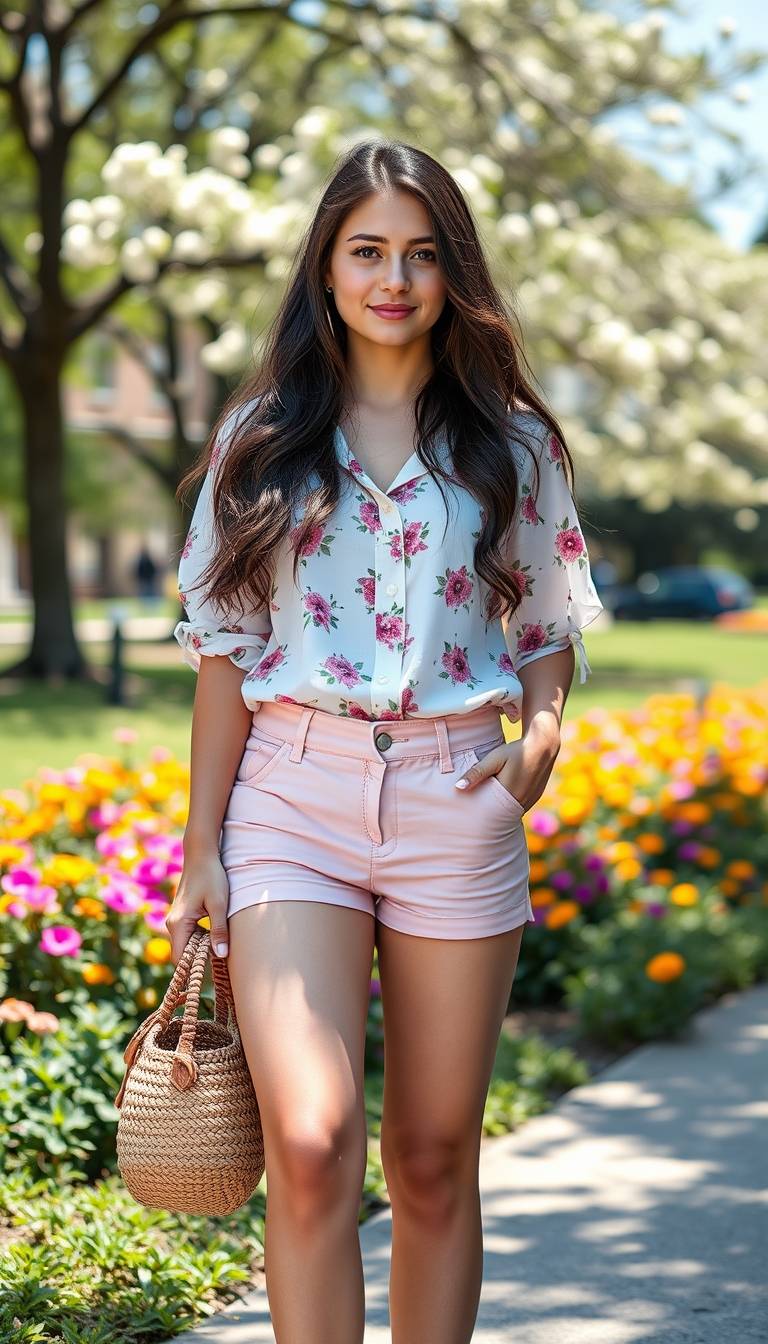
[375,919,526,1344]
[227,899,376,1344]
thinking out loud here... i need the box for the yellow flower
[545,900,581,929]
[144,937,172,965]
[42,854,98,887]
[0,842,29,867]
[615,858,643,881]
[646,951,686,983]
[82,963,116,986]
[669,883,699,906]
[137,986,158,1010]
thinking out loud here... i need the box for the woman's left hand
[455,727,561,812]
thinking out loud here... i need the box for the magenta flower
[40,925,83,958]
[554,523,585,565]
[21,884,60,913]
[498,651,516,675]
[440,643,474,686]
[358,501,382,533]
[440,566,473,609]
[516,622,548,657]
[323,654,363,689]
[376,613,404,650]
[2,866,41,898]
[304,591,333,632]
[358,576,376,607]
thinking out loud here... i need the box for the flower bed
[1,683,766,1184]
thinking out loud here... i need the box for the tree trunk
[3,357,90,679]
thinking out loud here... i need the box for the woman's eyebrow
[346,233,435,244]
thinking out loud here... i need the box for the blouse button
[386,583,398,596]
[376,674,389,685]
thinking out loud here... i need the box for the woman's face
[324,188,448,346]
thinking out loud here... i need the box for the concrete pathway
[166,983,768,1343]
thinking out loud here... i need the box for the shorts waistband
[248,700,507,773]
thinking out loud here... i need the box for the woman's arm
[166,655,253,965]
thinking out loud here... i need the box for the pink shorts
[220,700,535,940]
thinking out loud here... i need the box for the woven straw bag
[114,926,265,1215]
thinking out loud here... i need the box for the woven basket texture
[115,927,265,1215]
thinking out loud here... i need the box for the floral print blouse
[173,399,604,722]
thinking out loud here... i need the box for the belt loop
[289,707,315,763]
[434,718,453,773]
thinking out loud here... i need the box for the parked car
[608,566,754,621]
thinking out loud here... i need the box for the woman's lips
[369,305,415,320]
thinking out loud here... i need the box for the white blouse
[173,400,604,722]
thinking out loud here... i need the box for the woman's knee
[267,1112,367,1212]
[381,1129,479,1219]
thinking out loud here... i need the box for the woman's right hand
[165,848,231,966]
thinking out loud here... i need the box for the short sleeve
[501,418,604,685]
[173,402,272,674]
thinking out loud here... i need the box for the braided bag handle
[115,927,234,1108]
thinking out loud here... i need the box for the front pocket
[236,736,291,788]
[463,744,525,817]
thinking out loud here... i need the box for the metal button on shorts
[374,731,393,751]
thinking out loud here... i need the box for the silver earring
[324,286,335,335]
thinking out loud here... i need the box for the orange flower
[615,858,643,881]
[636,833,665,855]
[719,878,741,898]
[82,963,116,986]
[136,986,158,1010]
[72,897,106,920]
[545,900,580,929]
[669,883,699,906]
[649,869,675,886]
[646,951,686,983]
[531,887,556,908]
[726,860,756,881]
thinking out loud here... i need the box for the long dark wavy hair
[176,137,579,626]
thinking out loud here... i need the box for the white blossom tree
[0,0,764,677]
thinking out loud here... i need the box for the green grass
[0,613,766,789]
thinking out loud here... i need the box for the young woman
[166,139,604,1344]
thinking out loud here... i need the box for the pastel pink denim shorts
[220,699,535,940]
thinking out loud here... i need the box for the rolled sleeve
[502,420,604,685]
[173,404,272,675]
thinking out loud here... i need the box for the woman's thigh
[375,921,526,1163]
[227,900,376,1175]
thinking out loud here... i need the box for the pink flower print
[403,519,429,563]
[229,647,248,662]
[274,694,300,704]
[389,532,403,561]
[515,621,556,658]
[520,487,543,526]
[376,611,404,651]
[554,518,586,567]
[341,699,373,720]
[356,571,377,611]
[211,439,222,470]
[349,457,363,476]
[377,706,402,721]
[390,477,425,505]
[435,565,473,611]
[497,650,516,675]
[321,654,370,690]
[181,526,198,559]
[547,433,564,467]
[402,620,415,655]
[438,641,479,689]
[355,499,382,534]
[250,646,287,683]
[303,589,341,633]
[509,561,533,601]
[401,684,420,715]
[291,521,335,561]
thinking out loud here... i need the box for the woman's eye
[351,246,436,262]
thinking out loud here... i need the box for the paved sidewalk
[166,983,768,1343]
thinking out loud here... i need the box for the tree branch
[0,229,37,316]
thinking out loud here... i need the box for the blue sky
[612,0,768,250]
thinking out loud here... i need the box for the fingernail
[455,779,468,790]
[216,943,228,956]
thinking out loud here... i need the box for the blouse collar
[334,423,454,499]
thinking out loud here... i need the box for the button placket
[371,487,404,719]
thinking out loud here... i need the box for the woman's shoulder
[505,400,552,472]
